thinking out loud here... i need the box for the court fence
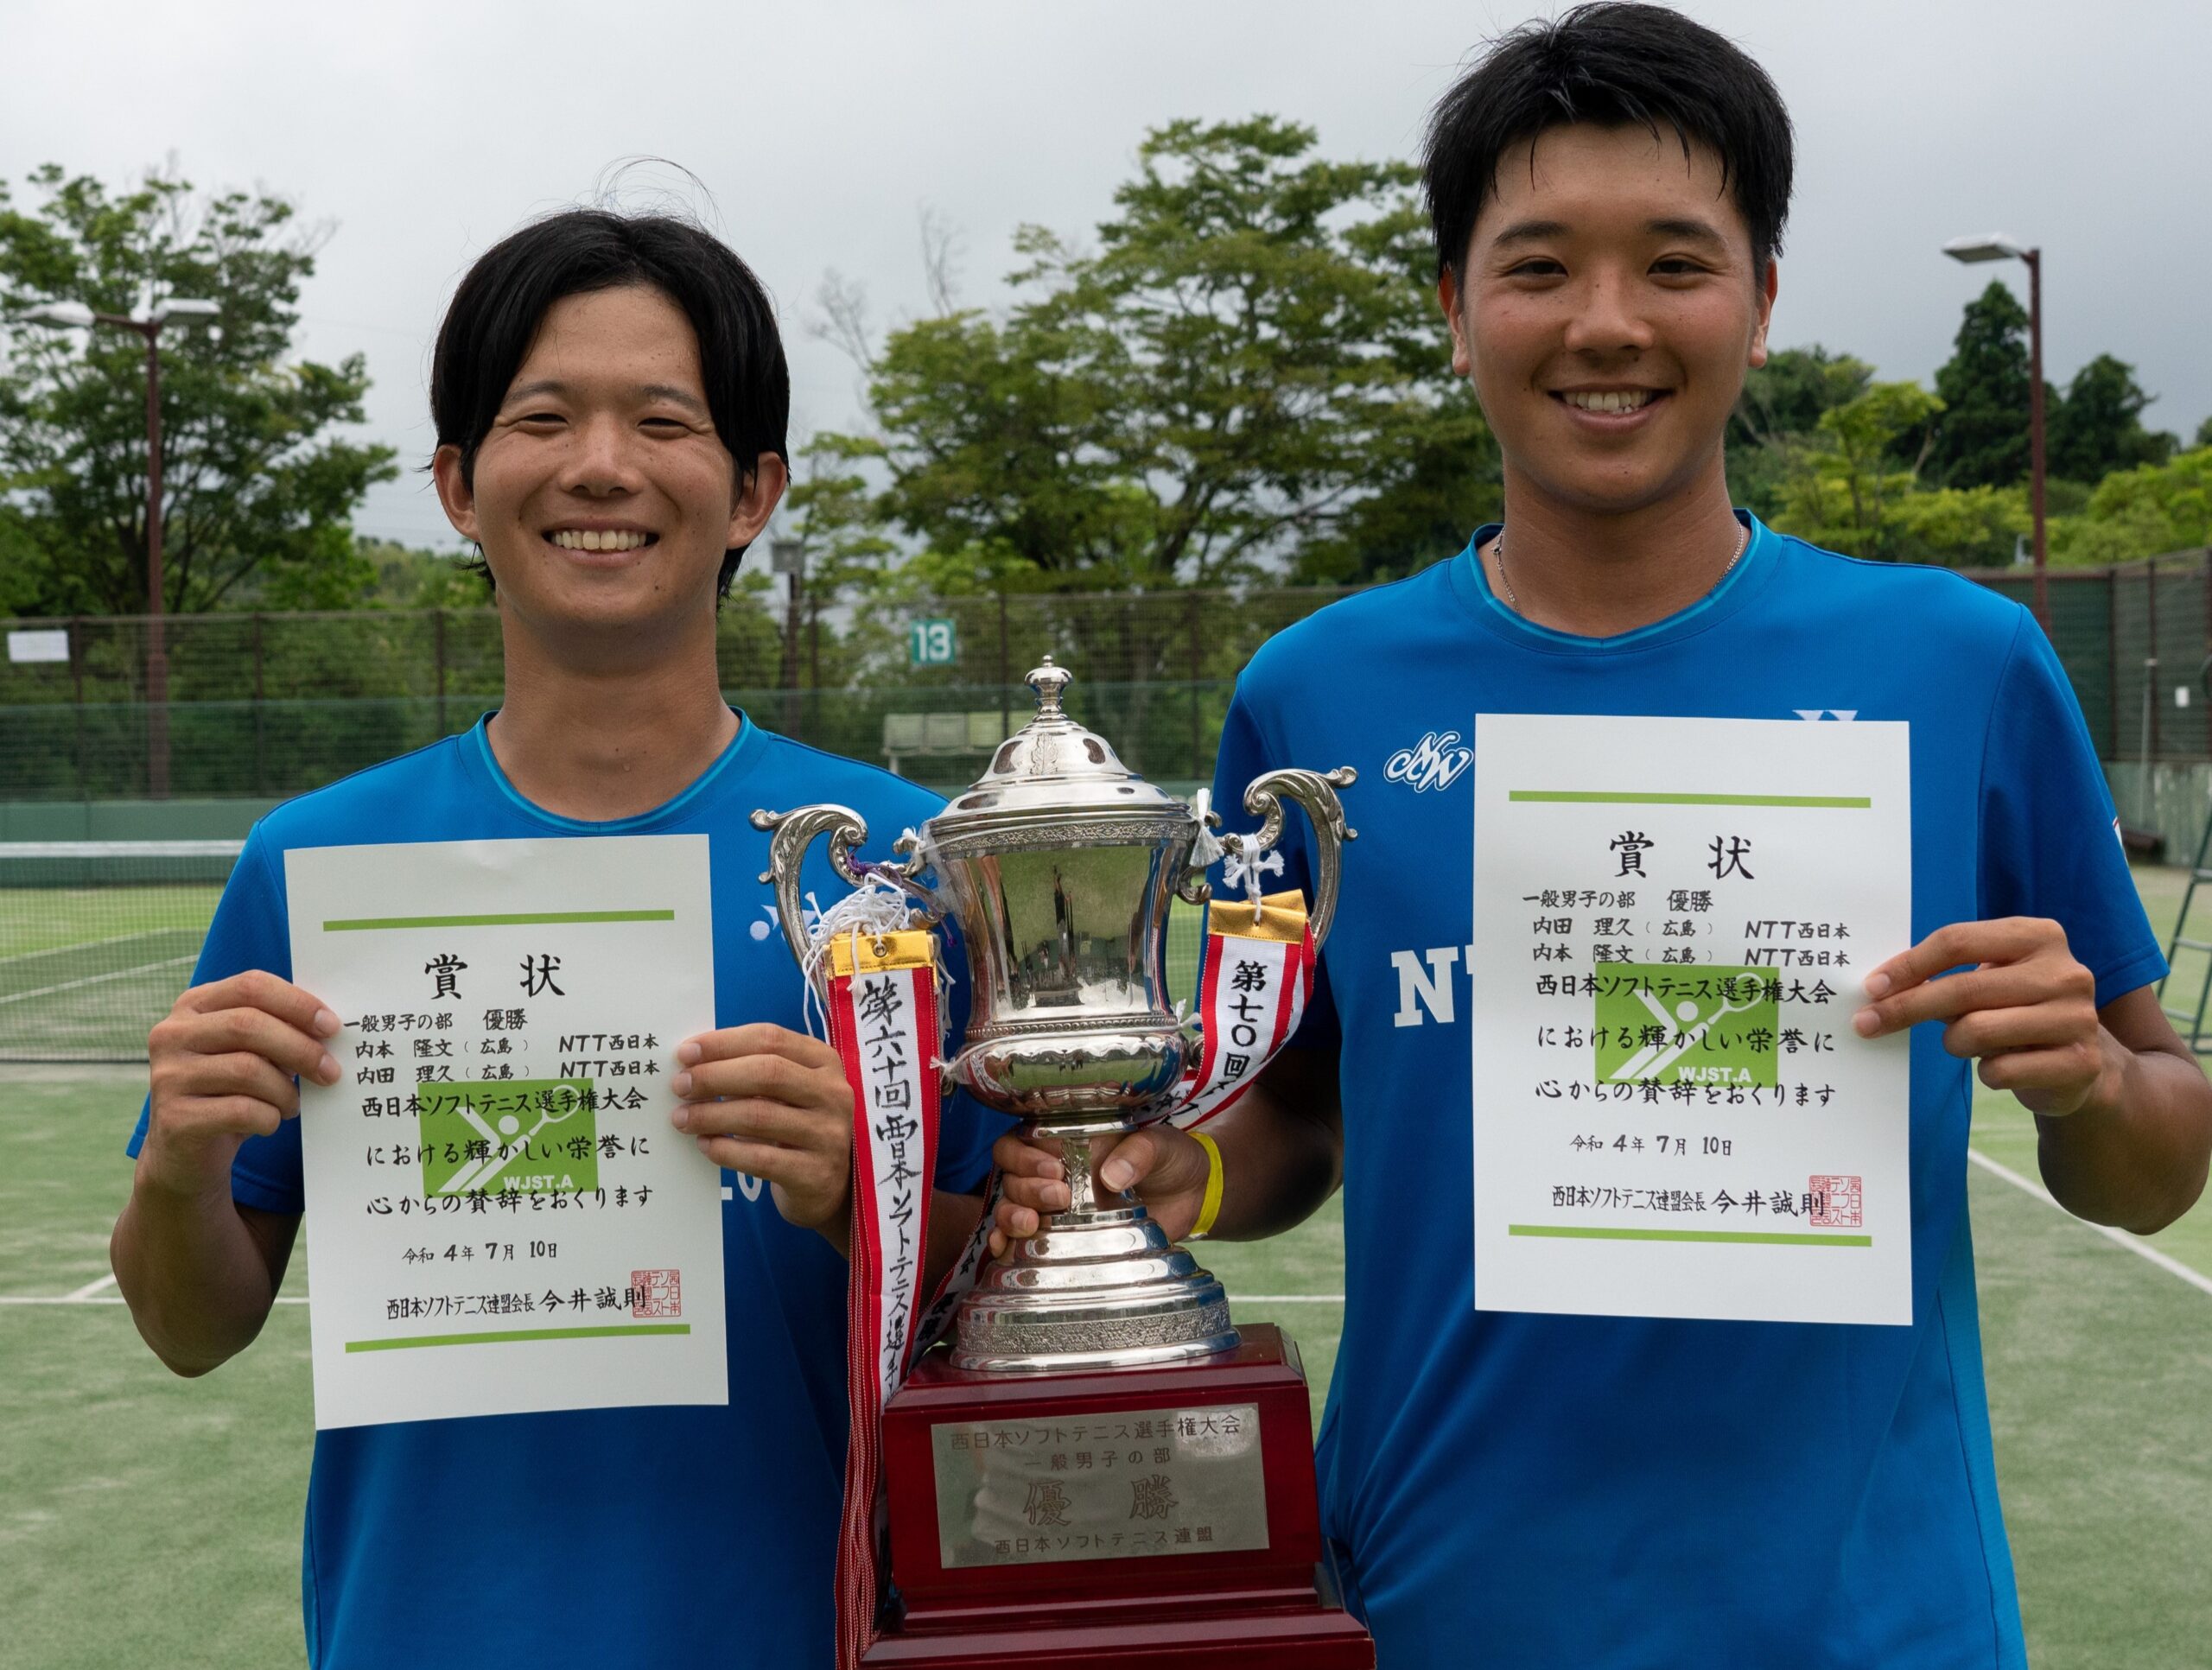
[0,587,1350,803]
[6,553,2211,809]
[4,550,2209,1064]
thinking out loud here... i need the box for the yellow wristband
[1190,1129,1225,1239]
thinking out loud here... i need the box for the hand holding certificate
[143,971,344,1200]
[1853,918,2108,1114]
[672,1022,856,1235]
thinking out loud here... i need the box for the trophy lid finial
[1027,657,1072,715]
[932,650,1186,823]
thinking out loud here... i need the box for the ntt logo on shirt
[1383,730,1471,793]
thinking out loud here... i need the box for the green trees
[805,117,1497,597]
[1916,282,2178,507]
[1922,282,2046,490]
[2051,448,2212,567]
[0,164,394,617]
[1726,346,1873,520]
[1766,380,2032,564]
[1738,285,2198,568]
[2050,353,2179,485]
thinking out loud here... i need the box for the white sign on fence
[7,630,68,665]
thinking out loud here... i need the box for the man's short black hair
[1424,3,1793,284]
[430,209,790,597]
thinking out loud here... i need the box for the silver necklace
[1491,520,1749,613]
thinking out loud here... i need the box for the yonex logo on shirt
[1383,729,1471,793]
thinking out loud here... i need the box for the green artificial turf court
[0,873,226,1063]
[5,867,2212,1668]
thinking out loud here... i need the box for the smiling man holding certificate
[110,211,1006,1670]
[988,6,2212,1666]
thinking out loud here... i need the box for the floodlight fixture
[1943,234,2030,265]
[152,297,220,326]
[22,301,96,328]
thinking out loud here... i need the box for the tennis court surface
[3,864,2209,1668]
[0,841,237,1063]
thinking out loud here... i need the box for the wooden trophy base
[869,1324,1371,1668]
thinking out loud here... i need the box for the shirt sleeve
[1208,672,1342,1051]
[1980,615,2167,1007]
[124,825,307,1215]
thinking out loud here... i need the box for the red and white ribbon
[1172,905,1315,1131]
[823,938,940,1670]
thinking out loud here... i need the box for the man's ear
[1749,259,1779,370]
[728,452,790,552]
[1439,269,1473,379]
[431,445,480,544]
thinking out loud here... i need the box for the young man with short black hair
[112,210,1003,1669]
[992,7,2211,1663]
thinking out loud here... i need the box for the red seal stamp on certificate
[632,1269,683,1318]
[1808,1175,1863,1229]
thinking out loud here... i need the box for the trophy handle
[1219,766,1358,950]
[751,804,946,994]
[1174,801,1223,908]
[751,804,870,975]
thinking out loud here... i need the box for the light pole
[22,295,219,797]
[1942,234,2046,630]
[770,535,806,738]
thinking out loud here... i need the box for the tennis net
[0,839,1210,1064]
[0,840,239,1063]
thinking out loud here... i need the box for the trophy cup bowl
[754,658,1352,1374]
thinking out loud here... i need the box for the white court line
[1232,1294,1345,1304]
[62,1273,118,1300]
[0,928,186,966]
[1969,1146,2212,1299]
[0,952,197,1007]
[0,1295,308,1306]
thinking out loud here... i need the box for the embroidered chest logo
[1383,729,1471,793]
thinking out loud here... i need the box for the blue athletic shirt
[1210,514,2163,1669]
[125,714,1009,1670]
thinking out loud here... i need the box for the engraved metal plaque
[930,1401,1268,1568]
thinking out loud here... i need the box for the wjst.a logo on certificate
[416,1080,598,1197]
[1593,967,1777,1088]
[1470,714,1914,1328]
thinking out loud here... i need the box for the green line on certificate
[1508,1224,1871,1247]
[345,1324,692,1351]
[1507,791,1871,808]
[323,910,676,931]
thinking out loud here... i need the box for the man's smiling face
[436,283,759,644]
[1443,122,1776,518]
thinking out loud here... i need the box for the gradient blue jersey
[127,715,1007,1670]
[1211,515,2162,1668]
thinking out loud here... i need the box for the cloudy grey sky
[9,0,2206,549]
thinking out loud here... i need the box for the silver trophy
[754,658,1352,1374]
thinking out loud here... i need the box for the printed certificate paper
[288,835,728,1428]
[1471,715,1913,1327]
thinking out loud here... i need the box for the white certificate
[1470,715,1913,1326]
[288,835,728,1428]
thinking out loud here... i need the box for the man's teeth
[550,530,651,552]
[1562,390,1658,414]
